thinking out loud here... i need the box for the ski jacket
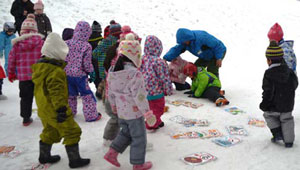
[260,63,298,112]
[163,28,226,62]
[192,67,221,97]
[140,35,173,100]
[88,32,103,50]
[35,13,52,38]
[8,33,44,81]
[65,21,94,77]
[0,31,16,75]
[168,56,188,84]
[279,39,297,75]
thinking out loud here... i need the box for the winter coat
[88,32,103,50]
[65,21,94,77]
[163,28,226,61]
[169,56,188,84]
[191,67,221,98]
[92,34,117,79]
[140,35,173,100]
[35,13,52,38]
[279,39,297,75]
[10,0,34,33]
[260,63,298,112]
[0,31,16,75]
[108,63,150,120]
[8,33,44,81]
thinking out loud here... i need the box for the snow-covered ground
[1,0,300,169]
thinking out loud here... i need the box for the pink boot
[104,147,120,167]
[133,161,152,170]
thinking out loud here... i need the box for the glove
[144,110,157,127]
[8,73,17,83]
[57,106,67,123]
[188,94,199,98]
[184,90,193,95]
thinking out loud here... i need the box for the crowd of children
[0,1,298,168]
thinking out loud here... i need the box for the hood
[172,56,185,65]
[41,32,69,61]
[32,57,66,83]
[144,35,163,57]
[279,40,294,49]
[12,33,44,50]
[108,66,139,92]
[176,28,195,44]
[266,64,291,83]
[72,21,92,42]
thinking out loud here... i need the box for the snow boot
[104,147,120,167]
[285,143,293,148]
[65,143,90,168]
[270,127,283,143]
[23,118,33,126]
[215,97,230,107]
[133,161,153,170]
[0,94,8,100]
[39,141,61,164]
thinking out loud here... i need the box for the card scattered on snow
[0,145,22,158]
[212,136,242,147]
[166,100,204,109]
[226,125,248,136]
[169,115,209,127]
[248,117,266,127]
[181,152,217,166]
[171,129,222,139]
[224,106,246,115]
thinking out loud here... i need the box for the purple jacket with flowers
[108,63,150,120]
[65,21,94,77]
[140,35,173,99]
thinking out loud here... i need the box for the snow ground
[1,0,300,169]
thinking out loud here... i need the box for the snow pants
[111,117,147,165]
[146,97,165,129]
[263,111,295,143]
[67,76,99,122]
[0,79,3,95]
[202,86,223,102]
[173,82,191,91]
[19,80,34,119]
[103,100,119,140]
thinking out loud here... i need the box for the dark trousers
[19,80,34,119]
[173,82,191,91]
[0,79,3,95]
[202,86,223,102]
[92,57,101,89]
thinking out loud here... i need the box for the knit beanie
[20,14,38,35]
[183,62,197,77]
[118,33,142,67]
[41,32,69,61]
[109,22,121,36]
[267,23,284,42]
[92,21,102,33]
[34,0,44,10]
[266,41,284,61]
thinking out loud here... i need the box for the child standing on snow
[140,35,173,130]
[8,14,44,126]
[260,41,298,148]
[34,0,52,39]
[183,63,229,106]
[65,21,101,122]
[267,23,297,75]
[0,22,16,76]
[32,33,90,168]
[168,56,191,91]
[104,33,153,170]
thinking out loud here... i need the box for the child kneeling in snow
[32,33,90,168]
[183,62,229,106]
[104,33,153,170]
[168,56,191,91]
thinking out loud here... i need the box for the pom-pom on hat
[34,0,44,10]
[267,23,284,42]
[118,33,142,67]
[20,14,38,35]
[266,41,284,61]
[41,32,69,61]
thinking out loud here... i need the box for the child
[32,32,90,168]
[267,23,297,75]
[104,33,153,170]
[183,63,229,106]
[119,25,141,43]
[140,35,173,130]
[168,56,191,91]
[0,60,6,100]
[260,41,298,148]
[34,0,52,38]
[8,14,44,126]
[64,21,101,122]
[88,21,103,50]
[0,22,16,76]
[62,28,74,41]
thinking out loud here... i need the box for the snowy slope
[1,0,300,170]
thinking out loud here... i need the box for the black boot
[65,143,90,168]
[39,140,61,164]
[270,127,283,143]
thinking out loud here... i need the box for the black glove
[188,94,199,98]
[184,90,194,95]
[57,106,67,123]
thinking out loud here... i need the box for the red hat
[267,23,284,42]
[183,62,197,77]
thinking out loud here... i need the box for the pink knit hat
[268,23,284,42]
[20,14,38,35]
[118,33,142,67]
[120,25,142,43]
[34,0,44,10]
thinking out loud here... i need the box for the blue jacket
[164,28,226,61]
[0,31,16,75]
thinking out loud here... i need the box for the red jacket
[0,62,5,79]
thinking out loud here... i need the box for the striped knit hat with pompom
[20,14,38,35]
[266,41,284,61]
[118,33,142,67]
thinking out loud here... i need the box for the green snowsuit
[191,67,221,98]
[32,57,81,145]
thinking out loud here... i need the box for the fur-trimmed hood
[12,33,44,51]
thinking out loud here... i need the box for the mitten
[8,73,17,83]
[184,90,193,95]
[144,110,157,127]
[188,94,199,98]
[56,106,67,123]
